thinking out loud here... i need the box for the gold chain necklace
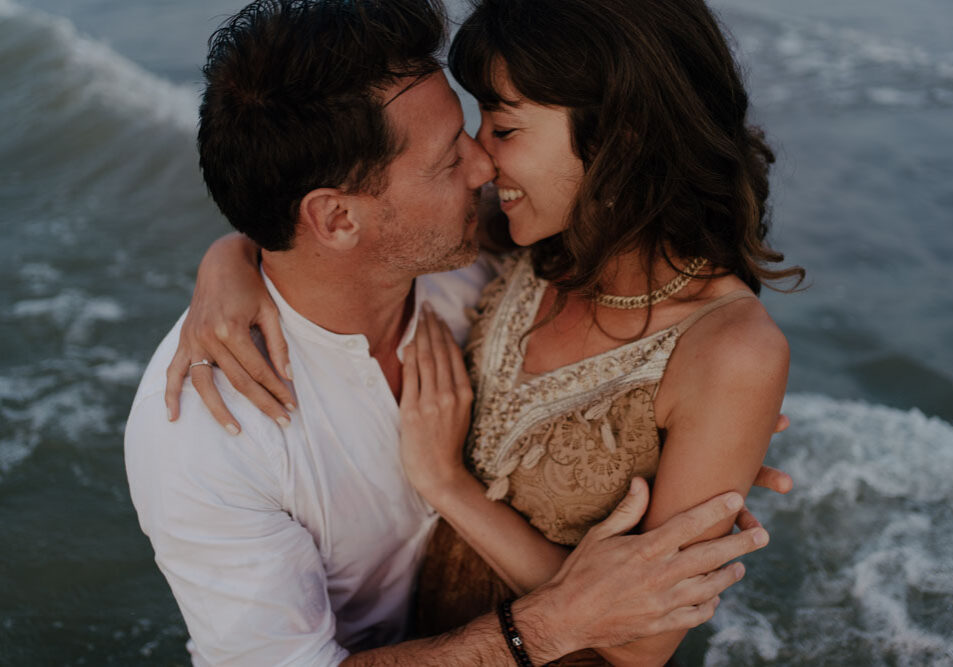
[594,257,708,310]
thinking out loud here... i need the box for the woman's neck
[596,249,699,299]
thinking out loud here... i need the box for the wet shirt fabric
[125,258,494,666]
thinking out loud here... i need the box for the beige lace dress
[414,252,754,663]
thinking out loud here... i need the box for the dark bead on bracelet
[497,598,535,667]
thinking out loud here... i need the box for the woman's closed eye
[492,128,516,139]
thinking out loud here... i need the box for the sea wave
[0,0,202,207]
[0,355,144,480]
[0,286,145,481]
[0,0,197,132]
[703,393,953,666]
[0,0,217,283]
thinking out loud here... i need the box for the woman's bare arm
[165,233,294,432]
[594,303,790,666]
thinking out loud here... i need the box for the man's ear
[298,188,361,251]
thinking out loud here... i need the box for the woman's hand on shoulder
[399,307,473,500]
[165,233,295,434]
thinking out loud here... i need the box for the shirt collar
[261,267,427,360]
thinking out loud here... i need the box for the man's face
[364,72,495,276]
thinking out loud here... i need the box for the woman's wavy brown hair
[449,0,804,301]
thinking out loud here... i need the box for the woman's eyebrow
[480,99,523,113]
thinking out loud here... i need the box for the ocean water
[0,0,951,664]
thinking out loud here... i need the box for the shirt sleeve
[125,386,350,667]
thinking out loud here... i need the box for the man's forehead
[383,72,463,159]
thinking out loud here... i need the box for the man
[126,1,780,664]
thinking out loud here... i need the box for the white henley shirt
[125,257,495,666]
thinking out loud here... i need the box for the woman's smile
[497,186,526,210]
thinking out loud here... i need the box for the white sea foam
[18,263,64,294]
[706,601,782,665]
[0,437,34,475]
[702,393,953,665]
[94,359,145,385]
[0,0,197,132]
[0,368,119,480]
[12,290,124,344]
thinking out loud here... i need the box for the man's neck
[260,250,415,362]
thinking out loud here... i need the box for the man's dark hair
[198,0,447,251]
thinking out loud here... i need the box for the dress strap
[675,289,757,334]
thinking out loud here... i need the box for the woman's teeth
[498,188,525,202]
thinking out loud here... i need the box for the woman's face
[476,70,585,247]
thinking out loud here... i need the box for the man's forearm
[344,592,570,665]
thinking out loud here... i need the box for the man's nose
[465,134,496,188]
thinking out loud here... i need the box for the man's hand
[513,479,769,660]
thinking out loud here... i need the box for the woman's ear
[298,189,361,251]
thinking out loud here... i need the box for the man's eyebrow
[431,124,465,169]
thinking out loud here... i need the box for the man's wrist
[508,585,576,663]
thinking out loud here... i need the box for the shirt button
[365,376,377,388]
[345,340,357,350]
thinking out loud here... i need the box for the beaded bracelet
[497,598,535,667]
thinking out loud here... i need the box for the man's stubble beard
[372,192,481,276]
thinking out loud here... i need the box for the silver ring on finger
[189,359,213,371]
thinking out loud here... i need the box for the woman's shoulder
[679,288,789,391]
[655,282,789,425]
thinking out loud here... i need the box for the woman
[170,0,802,663]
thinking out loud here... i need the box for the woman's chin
[508,219,563,247]
[509,231,537,247]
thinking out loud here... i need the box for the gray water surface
[1,0,951,663]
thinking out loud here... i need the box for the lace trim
[465,253,677,493]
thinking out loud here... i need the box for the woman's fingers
[187,363,241,435]
[164,345,192,422]
[414,308,436,397]
[773,413,790,433]
[734,505,762,532]
[211,349,292,428]
[440,319,471,396]
[752,465,793,494]
[425,310,453,394]
[400,343,419,408]
[589,477,650,539]
[256,304,293,383]
[215,319,296,413]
